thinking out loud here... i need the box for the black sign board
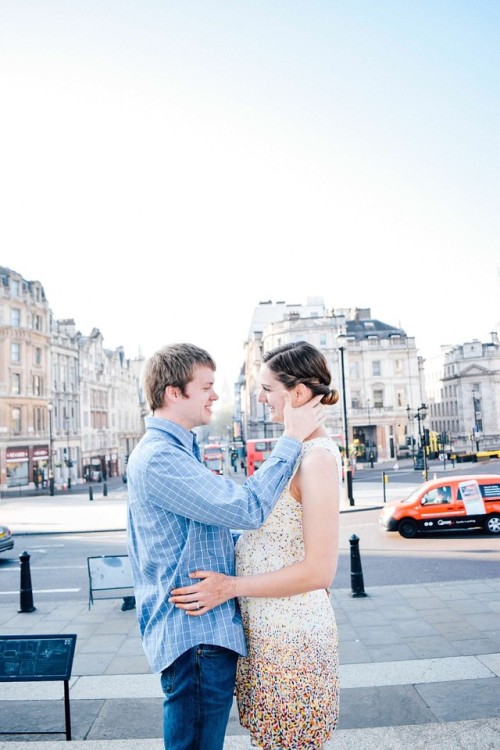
[0,634,77,682]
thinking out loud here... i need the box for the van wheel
[398,518,418,538]
[485,514,500,535]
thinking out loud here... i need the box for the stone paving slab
[1,652,496,702]
[0,719,499,750]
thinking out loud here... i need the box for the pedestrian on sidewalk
[170,341,342,750]
[126,342,325,750]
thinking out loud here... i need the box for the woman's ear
[293,383,310,406]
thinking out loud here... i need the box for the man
[126,343,324,750]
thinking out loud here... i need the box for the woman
[170,341,342,749]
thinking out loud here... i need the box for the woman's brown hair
[262,341,339,405]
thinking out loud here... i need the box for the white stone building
[238,300,422,462]
[425,332,500,456]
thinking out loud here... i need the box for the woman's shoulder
[298,438,341,475]
[301,437,340,456]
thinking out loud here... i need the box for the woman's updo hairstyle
[262,341,339,406]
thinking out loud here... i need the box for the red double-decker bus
[245,438,278,476]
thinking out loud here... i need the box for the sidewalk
[0,483,499,748]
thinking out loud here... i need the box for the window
[34,315,42,331]
[423,486,452,505]
[373,389,384,408]
[11,308,21,327]
[11,342,21,362]
[33,375,42,396]
[319,334,327,347]
[34,407,43,432]
[394,359,403,375]
[11,279,20,296]
[11,373,21,394]
[35,347,42,365]
[396,390,405,407]
[12,407,22,432]
[372,361,381,377]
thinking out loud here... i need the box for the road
[1,516,498,606]
[336,508,498,588]
[1,459,498,604]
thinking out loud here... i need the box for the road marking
[0,565,87,572]
[26,565,87,570]
[0,588,80,595]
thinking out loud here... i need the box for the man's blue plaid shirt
[126,417,301,673]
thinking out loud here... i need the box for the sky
[1,0,499,388]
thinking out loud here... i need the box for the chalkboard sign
[0,634,77,682]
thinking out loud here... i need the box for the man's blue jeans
[160,644,238,750]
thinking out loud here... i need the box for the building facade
[0,266,52,488]
[0,267,145,491]
[50,318,81,488]
[238,300,423,462]
[425,332,500,456]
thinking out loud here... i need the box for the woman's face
[257,363,288,423]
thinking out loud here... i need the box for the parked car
[0,524,14,554]
[379,474,500,538]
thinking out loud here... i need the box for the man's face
[177,365,219,430]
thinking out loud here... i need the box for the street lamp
[64,415,72,490]
[415,403,428,481]
[338,336,354,506]
[47,402,54,496]
[406,404,415,465]
[472,392,481,451]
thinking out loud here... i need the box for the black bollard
[89,486,93,501]
[103,482,108,497]
[349,534,367,598]
[18,551,36,613]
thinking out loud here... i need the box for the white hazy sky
[1,1,499,386]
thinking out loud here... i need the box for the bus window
[245,438,279,476]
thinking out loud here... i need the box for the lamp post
[64,416,71,490]
[47,402,54,496]
[406,404,415,465]
[415,403,428,481]
[338,337,354,506]
[366,397,374,467]
[472,392,481,451]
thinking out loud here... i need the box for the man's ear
[164,385,180,404]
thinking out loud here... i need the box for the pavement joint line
[0,720,500,750]
[0,653,498,701]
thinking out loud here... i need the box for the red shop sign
[33,446,49,459]
[6,447,29,461]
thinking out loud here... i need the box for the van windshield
[400,487,425,505]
